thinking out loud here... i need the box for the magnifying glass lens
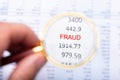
[41,12,97,69]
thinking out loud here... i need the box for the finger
[0,22,39,57]
[9,52,46,80]
[8,41,40,54]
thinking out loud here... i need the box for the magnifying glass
[33,12,98,69]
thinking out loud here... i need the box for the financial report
[0,0,120,80]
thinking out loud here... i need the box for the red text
[60,34,81,40]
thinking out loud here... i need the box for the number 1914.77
[59,43,81,49]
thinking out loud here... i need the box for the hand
[0,22,46,80]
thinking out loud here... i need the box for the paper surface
[0,0,120,80]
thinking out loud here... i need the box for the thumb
[9,52,46,80]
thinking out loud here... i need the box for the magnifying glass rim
[40,12,98,69]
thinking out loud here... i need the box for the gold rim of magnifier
[40,12,98,69]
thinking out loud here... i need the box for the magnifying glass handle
[32,46,43,53]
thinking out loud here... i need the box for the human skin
[0,22,46,80]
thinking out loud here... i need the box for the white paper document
[0,0,120,80]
